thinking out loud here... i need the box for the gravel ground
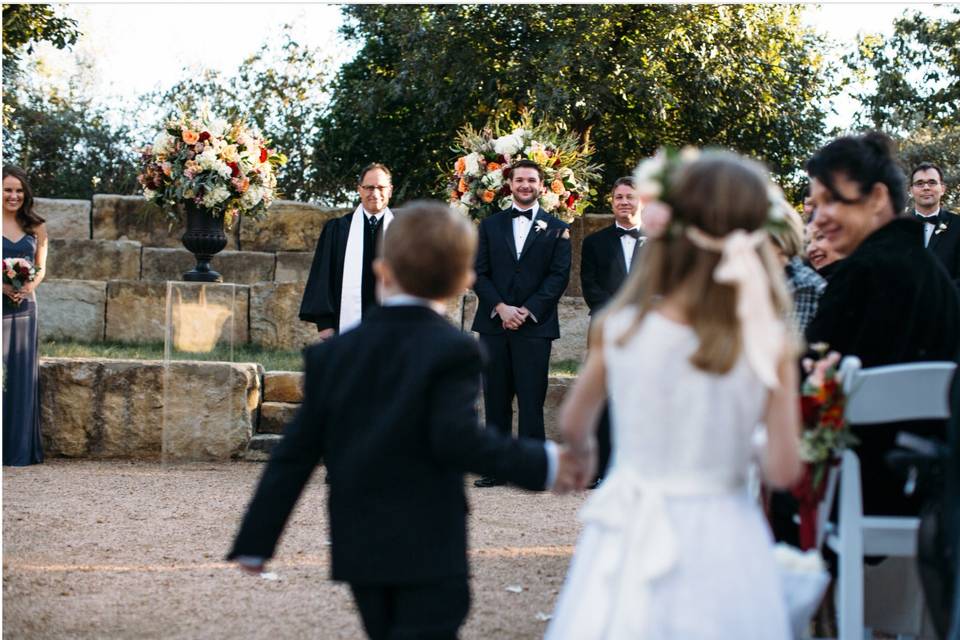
[2,460,587,639]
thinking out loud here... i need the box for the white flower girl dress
[546,308,791,639]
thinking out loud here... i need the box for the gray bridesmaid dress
[3,234,43,466]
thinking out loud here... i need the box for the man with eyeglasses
[300,163,395,337]
[911,162,960,288]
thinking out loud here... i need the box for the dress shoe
[473,476,505,488]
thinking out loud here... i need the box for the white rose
[216,162,233,180]
[220,144,239,163]
[143,188,157,201]
[541,191,560,211]
[464,152,482,177]
[197,147,220,171]
[461,192,475,206]
[450,200,470,217]
[241,187,264,209]
[481,169,503,189]
[635,179,663,200]
[153,132,172,155]
[207,117,228,138]
[498,196,513,211]
[493,134,522,158]
[634,151,667,184]
[202,185,231,208]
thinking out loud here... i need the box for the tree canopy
[316,4,834,205]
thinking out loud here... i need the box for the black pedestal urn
[181,203,227,282]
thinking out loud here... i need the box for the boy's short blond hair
[382,200,477,299]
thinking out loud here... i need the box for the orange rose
[551,179,565,194]
[481,190,496,203]
[182,129,200,145]
[458,178,469,193]
[455,157,467,174]
[487,162,502,172]
[450,191,460,202]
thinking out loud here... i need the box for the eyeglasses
[360,185,390,193]
[912,180,941,188]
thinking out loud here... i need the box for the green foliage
[2,3,80,127]
[143,25,331,202]
[316,4,833,205]
[4,75,141,199]
[849,7,960,131]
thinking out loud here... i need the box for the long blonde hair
[597,150,792,374]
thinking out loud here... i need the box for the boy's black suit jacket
[470,208,571,339]
[925,209,960,289]
[228,305,548,585]
[580,224,641,315]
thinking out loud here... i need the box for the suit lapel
[928,211,947,252]
[499,211,519,263]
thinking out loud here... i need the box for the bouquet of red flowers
[2,257,39,307]
[792,348,858,549]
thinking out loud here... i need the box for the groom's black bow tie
[511,208,533,220]
[616,227,642,240]
[915,213,939,225]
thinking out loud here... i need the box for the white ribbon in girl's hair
[686,226,785,388]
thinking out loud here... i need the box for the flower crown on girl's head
[633,146,788,389]
[634,146,790,241]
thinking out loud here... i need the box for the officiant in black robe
[299,163,394,336]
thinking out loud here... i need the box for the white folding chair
[825,356,956,640]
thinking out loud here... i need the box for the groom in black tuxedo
[580,176,645,484]
[471,159,572,487]
[911,162,960,289]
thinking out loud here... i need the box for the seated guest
[805,224,845,281]
[769,203,826,336]
[805,132,960,517]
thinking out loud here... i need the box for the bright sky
[21,2,955,133]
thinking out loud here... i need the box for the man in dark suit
[299,163,394,337]
[229,202,576,640]
[471,159,572,487]
[911,162,960,289]
[580,176,645,484]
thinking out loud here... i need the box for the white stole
[338,204,393,333]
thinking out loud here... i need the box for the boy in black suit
[228,201,577,640]
[580,176,645,484]
[470,159,572,487]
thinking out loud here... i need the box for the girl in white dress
[547,150,803,640]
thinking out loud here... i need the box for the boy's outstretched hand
[552,445,595,494]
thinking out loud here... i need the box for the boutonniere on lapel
[935,222,949,236]
[534,220,548,233]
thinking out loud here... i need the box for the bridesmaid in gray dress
[3,165,48,466]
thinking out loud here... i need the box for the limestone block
[552,296,589,365]
[444,294,465,329]
[45,239,141,281]
[259,401,299,434]
[239,201,347,252]
[39,358,164,458]
[275,252,314,282]
[105,280,250,344]
[37,280,107,342]
[34,197,90,239]
[263,371,304,403]
[244,434,282,461]
[462,290,479,332]
[141,248,275,284]
[567,212,614,297]
[161,361,262,461]
[92,195,239,249]
[250,281,318,351]
[476,376,571,443]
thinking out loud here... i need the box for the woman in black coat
[805,132,960,516]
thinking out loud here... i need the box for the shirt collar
[615,222,641,232]
[362,207,386,220]
[382,293,447,316]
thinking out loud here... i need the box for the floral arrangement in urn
[138,105,286,229]
[444,112,601,222]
